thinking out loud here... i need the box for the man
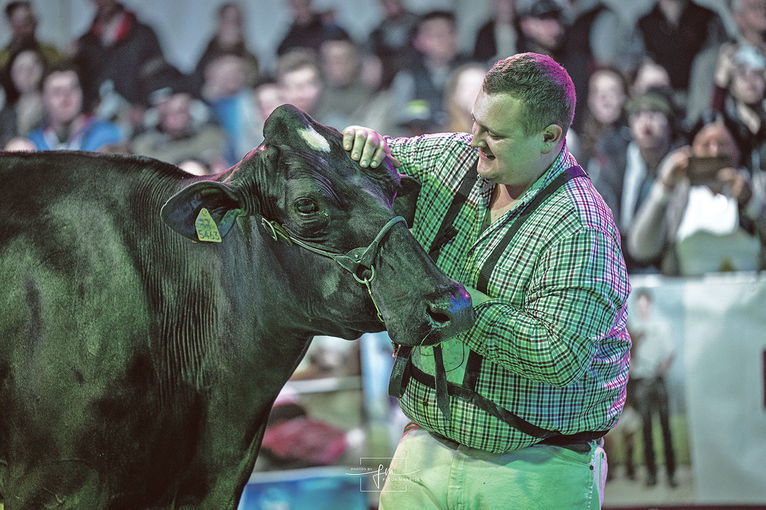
[627,288,677,487]
[344,52,630,508]
[27,64,122,152]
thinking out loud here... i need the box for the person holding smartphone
[627,112,766,275]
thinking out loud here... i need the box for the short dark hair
[418,10,456,28]
[4,1,32,20]
[482,52,576,136]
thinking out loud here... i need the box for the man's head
[627,86,675,152]
[276,49,323,115]
[4,1,36,43]
[729,45,766,107]
[516,0,567,54]
[41,64,84,127]
[470,52,574,196]
[731,0,766,38]
[413,10,459,65]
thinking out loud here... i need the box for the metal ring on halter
[353,267,383,322]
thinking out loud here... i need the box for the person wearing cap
[515,0,569,62]
[342,52,630,509]
[588,85,681,272]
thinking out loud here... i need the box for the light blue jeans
[378,427,607,510]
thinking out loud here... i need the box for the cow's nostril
[427,305,451,326]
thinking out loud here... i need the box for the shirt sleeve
[461,227,629,387]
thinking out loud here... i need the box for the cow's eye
[295,198,319,214]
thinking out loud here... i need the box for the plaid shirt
[388,132,632,453]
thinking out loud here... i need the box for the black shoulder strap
[427,160,479,261]
[476,165,586,294]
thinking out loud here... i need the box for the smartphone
[687,155,732,185]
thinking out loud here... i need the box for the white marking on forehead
[298,125,331,152]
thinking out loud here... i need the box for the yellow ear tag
[195,207,222,243]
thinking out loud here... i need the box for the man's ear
[161,181,245,242]
[541,124,564,153]
[394,175,421,227]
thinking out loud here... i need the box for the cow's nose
[423,286,475,343]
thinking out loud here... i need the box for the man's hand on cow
[342,125,401,169]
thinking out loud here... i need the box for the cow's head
[161,104,473,346]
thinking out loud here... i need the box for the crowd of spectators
[2,0,766,277]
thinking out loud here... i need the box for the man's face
[414,17,458,63]
[629,108,671,151]
[470,90,549,195]
[279,65,322,114]
[42,71,83,125]
[735,0,766,35]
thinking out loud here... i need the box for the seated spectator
[589,86,681,272]
[254,77,284,122]
[72,0,169,119]
[201,52,260,163]
[442,62,487,133]
[131,88,228,172]
[627,112,766,275]
[389,10,471,129]
[630,57,673,98]
[313,35,377,129]
[579,65,630,167]
[367,0,419,88]
[515,0,569,62]
[276,0,349,56]
[0,1,62,72]
[191,2,259,96]
[718,45,766,173]
[27,63,123,152]
[275,49,324,118]
[0,46,46,146]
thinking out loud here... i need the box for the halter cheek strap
[260,215,407,322]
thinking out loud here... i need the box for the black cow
[0,105,473,509]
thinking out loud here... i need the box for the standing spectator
[472,0,519,64]
[130,88,228,172]
[634,0,728,97]
[275,49,323,119]
[389,10,471,130]
[191,2,259,97]
[72,0,170,117]
[276,0,349,57]
[628,288,677,488]
[627,113,766,275]
[367,0,419,89]
[0,1,62,71]
[589,86,680,272]
[0,46,46,146]
[27,63,123,152]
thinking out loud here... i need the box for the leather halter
[260,215,407,322]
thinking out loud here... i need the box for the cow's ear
[161,181,245,242]
[394,175,421,227]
